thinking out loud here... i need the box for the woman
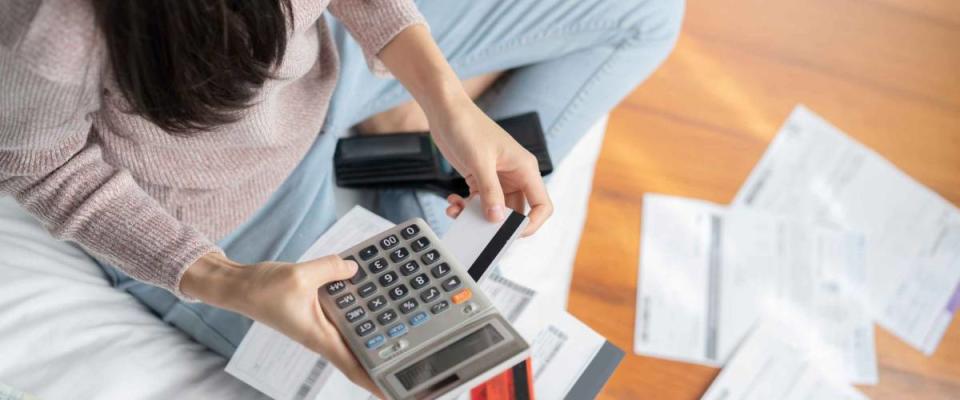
[0,0,682,394]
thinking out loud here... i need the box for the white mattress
[0,119,605,399]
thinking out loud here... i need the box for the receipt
[701,321,867,400]
[634,194,876,384]
[733,105,960,354]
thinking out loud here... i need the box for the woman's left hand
[427,97,552,236]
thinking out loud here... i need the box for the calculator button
[451,289,472,304]
[430,301,450,315]
[442,276,462,292]
[420,287,441,303]
[399,261,420,276]
[379,271,399,287]
[430,263,451,279]
[377,309,398,325]
[365,335,385,350]
[326,280,346,295]
[368,258,388,274]
[336,293,356,309]
[359,245,378,261]
[411,237,430,252]
[409,312,429,327]
[398,299,418,314]
[390,247,410,263]
[368,295,388,312]
[357,282,377,298]
[410,274,430,290]
[401,224,420,239]
[349,264,367,284]
[355,320,375,337]
[379,235,400,250]
[421,250,440,265]
[345,307,366,323]
[389,284,409,300]
[387,323,408,338]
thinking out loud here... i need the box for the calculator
[318,219,530,400]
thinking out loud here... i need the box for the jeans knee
[619,0,685,48]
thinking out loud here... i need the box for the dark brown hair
[93,0,293,133]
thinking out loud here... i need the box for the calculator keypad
[327,221,480,357]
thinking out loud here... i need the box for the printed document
[733,105,960,354]
[634,194,876,384]
[701,321,867,400]
[227,205,614,399]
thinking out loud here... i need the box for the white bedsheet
[0,119,606,399]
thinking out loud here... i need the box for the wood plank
[566,0,960,398]
[683,0,960,110]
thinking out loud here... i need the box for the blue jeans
[98,0,684,359]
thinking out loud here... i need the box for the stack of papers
[226,206,622,400]
[634,106,960,397]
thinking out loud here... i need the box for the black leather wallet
[334,112,553,196]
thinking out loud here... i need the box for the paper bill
[733,105,960,354]
[701,321,868,400]
[634,194,876,384]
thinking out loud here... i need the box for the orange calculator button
[451,289,472,304]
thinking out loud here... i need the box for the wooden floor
[566,0,960,398]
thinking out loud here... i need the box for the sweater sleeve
[0,43,220,300]
[327,0,427,76]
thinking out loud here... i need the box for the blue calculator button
[387,323,408,338]
[365,335,385,349]
[409,312,429,327]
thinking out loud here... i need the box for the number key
[389,284,409,300]
[421,250,440,265]
[401,224,420,239]
[390,247,410,262]
[410,273,430,290]
[379,271,399,287]
[379,235,399,250]
[411,237,430,252]
[430,263,450,279]
[399,261,420,276]
[368,258,388,274]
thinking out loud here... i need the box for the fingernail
[487,205,505,221]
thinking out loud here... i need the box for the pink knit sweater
[0,0,425,297]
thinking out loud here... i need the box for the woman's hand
[181,252,383,398]
[428,97,552,236]
[379,25,553,236]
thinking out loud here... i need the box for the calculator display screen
[395,324,504,390]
